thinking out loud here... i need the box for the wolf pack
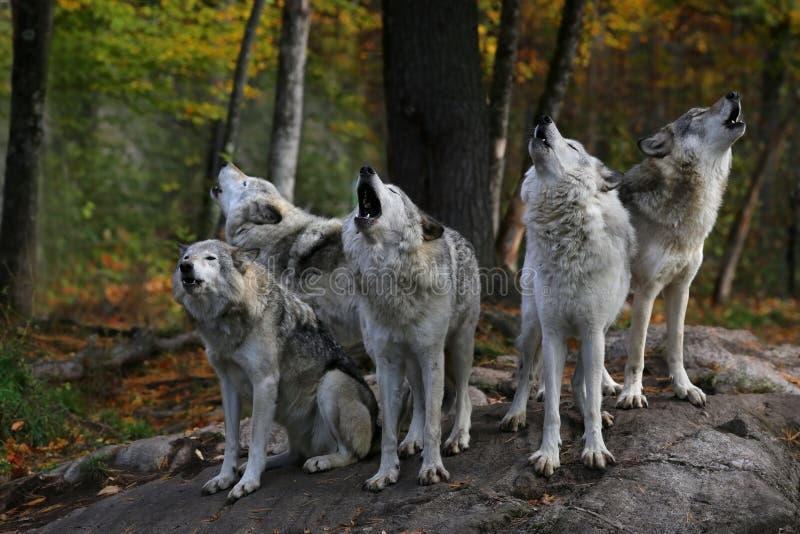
[172,92,746,502]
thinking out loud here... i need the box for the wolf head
[528,115,622,191]
[172,239,261,321]
[350,165,444,247]
[212,163,285,226]
[637,92,746,160]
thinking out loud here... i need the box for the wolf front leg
[417,345,449,485]
[529,328,566,477]
[202,374,241,496]
[364,353,405,492]
[617,286,658,409]
[663,269,706,407]
[227,374,278,503]
[580,326,615,470]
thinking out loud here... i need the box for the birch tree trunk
[0,0,54,317]
[494,0,588,270]
[267,0,311,202]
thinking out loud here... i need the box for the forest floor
[0,296,798,527]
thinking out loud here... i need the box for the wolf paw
[674,383,706,407]
[581,446,615,470]
[602,380,623,397]
[303,456,333,474]
[601,411,615,428]
[529,448,560,478]
[442,430,470,456]
[201,471,237,495]
[418,462,450,485]
[363,468,399,492]
[226,476,260,503]
[616,391,648,409]
[499,410,527,432]
[398,437,422,458]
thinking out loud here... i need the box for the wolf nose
[360,165,375,176]
[211,185,222,196]
[726,91,739,101]
[179,262,193,274]
[538,115,553,125]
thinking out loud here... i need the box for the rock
[606,325,800,395]
[480,308,521,340]
[495,354,519,368]
[470,366,513,390]
[468,386,489,407]
[10,394,798,532]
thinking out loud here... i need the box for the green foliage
[79,453,110,483]
[0,340,70,447]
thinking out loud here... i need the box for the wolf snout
[726,91,740,101]
[180,262,193,274]
[538,115,553,125]
[359,165,376,176]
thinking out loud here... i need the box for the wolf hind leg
[663,276,706,407]
[443,321,475,455]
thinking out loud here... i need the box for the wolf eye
[205,256,216,261]
[242,181,247,187]
[568,144,578,151]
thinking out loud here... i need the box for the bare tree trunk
[267,0,311,202]
[0,0,54,317]
[787,180,799,297]
[198,0,266,238]
[487,0,521,237]
[494,0,588,270]
[383,0,493,266]
[712,115,793,305]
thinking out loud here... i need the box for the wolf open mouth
[181,276,203,289]
[724,103,744,128]
[356,181,381,224]
[534,125,550,147]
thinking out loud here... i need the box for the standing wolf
[172,240,378,502]
[522,116,636,476]
[616,92,746,409]
[212,163,361,348]
[342,166,480,491]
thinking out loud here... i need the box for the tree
[487,0,521,237]
[495,0,588,270]
[0,0,55,317]
[382,0,493,266]
[200,0,268,237]
[267,0,311,202]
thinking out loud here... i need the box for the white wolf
[522,116,636,477]
[342,166,480,491]
[172,240,378,502]
[616,92,746,409]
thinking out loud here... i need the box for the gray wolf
[172,240,378,502]
[521,116,636,477]
[342,166,480,491]
[212,163,361,349]
[616,92,746,409]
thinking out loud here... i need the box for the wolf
[522,116,636,477]
[615,92,746,409]
[212,163,361,348]
[342,166,480,491]
[172,240,378,502]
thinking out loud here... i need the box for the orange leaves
[11,421,25,432]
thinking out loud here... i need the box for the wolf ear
[247,202,282,225]
[637,129,674,158]
[232,247,260,272]
[599,166,624,192]
[177,243,189,257]
[420,211,444,241]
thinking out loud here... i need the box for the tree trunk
[787,181,799,297]
[382,0,493,266]
[494,0,588,270]
[487,0,521,238]
[712,115,793,306]
[267,0,311,202]
[198,0,266,239]
[0,0,54,317]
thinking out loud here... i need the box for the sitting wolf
[343,166,480,491]
[522,116,636,477]
[616,92,746,409]
[172,240,378,502]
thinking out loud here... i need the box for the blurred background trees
[0,0,797,325]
